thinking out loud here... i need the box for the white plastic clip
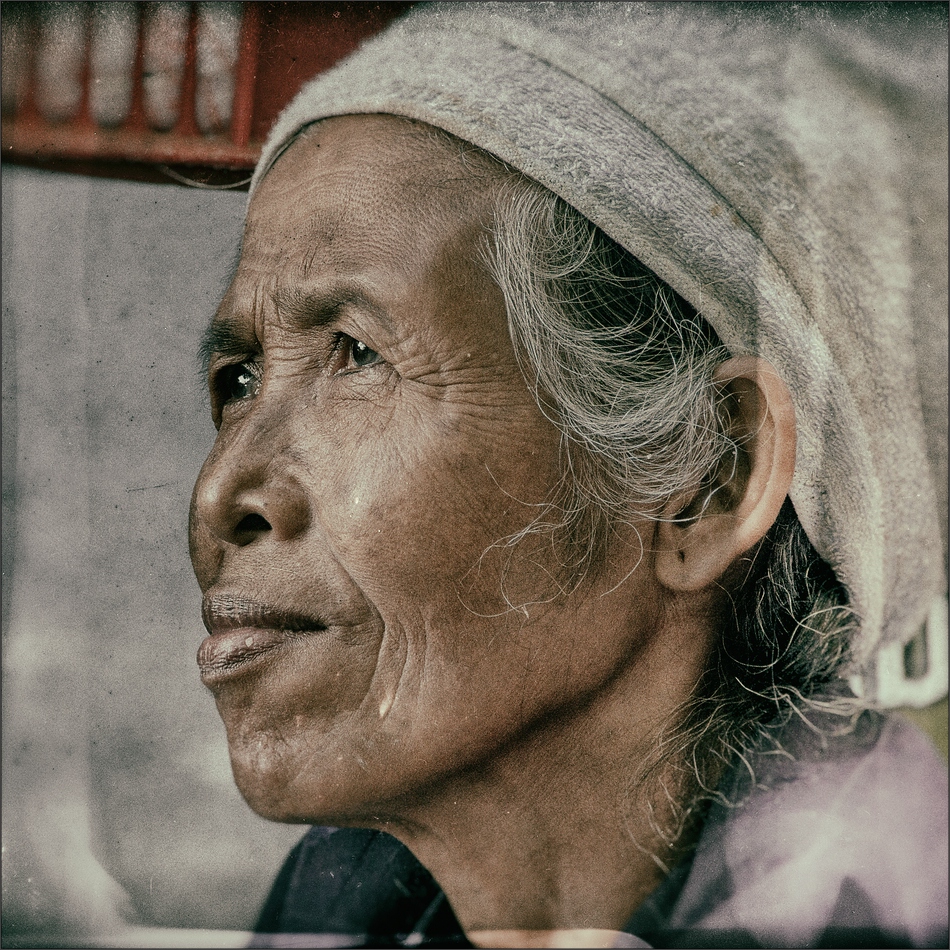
[854,595,949,709]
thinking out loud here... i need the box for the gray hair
[484,182,858,863]
[487,183,733,566]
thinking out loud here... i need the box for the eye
[336,335,381,372]
[351,339,380,367]
[215,360,261,405]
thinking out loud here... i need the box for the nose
[190,431,312,552]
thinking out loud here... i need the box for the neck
[376,617,712,937]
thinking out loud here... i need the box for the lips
[198,593,327,684]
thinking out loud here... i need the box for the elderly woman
[188,4,947,948]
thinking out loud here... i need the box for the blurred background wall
[1,164,304,942]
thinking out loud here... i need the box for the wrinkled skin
[189,115,667,829]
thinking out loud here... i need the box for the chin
[224,726,391,827]
[225,736,308,822]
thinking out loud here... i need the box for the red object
[1,2,414,186]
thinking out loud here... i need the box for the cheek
[323,413,564,614]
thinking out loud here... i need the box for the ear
[655,356,796,592]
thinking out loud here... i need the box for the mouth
[198,594,327,685]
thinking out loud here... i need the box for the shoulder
[662,712,948,948]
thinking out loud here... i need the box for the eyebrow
[198,283,394,376]
[198,318,254,377]
[273,284,393,334]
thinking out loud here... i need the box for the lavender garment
[627,712,948,947]
[251,713,948,948]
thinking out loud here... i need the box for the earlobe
[655,356,796,592]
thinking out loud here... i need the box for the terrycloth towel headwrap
[251,2,948,707]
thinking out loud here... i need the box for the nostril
[235,512,272,537]
[198,473,310,545]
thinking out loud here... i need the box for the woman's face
[190,115,662,823]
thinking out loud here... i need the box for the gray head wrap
[250,2,948,707]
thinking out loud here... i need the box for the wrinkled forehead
[229,114,512,316]
[246,114,507,242]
